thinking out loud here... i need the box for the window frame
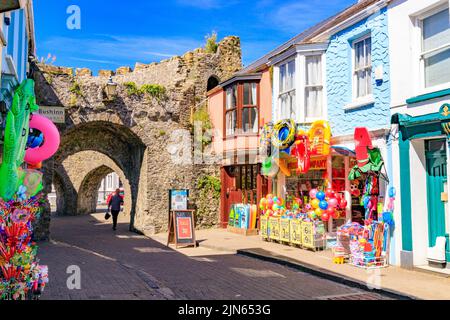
[352,34,373,101]
[418,4,450,91]
[278,58,297,121]
[223,81,260,138]
[303,53,325,123]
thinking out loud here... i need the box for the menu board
[167,210,197,248]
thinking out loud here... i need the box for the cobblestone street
[37,214,390,300]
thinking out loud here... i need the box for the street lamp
[104,76,118,101]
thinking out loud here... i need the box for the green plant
[140,84,166,100]
[197,175,221,199]
[124,82,140,96]
[158,130,166,137]
[69,82,82,96]
[205,31,219,54]
[192,104,212,130]
[69,94,78,107]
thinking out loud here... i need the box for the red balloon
[325,188,336,199]
[321,213,330,222]
[327,208,339,219]
[339,200,348,209]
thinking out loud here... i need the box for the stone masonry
[32,36,242,240]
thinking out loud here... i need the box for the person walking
[108,188,124,231]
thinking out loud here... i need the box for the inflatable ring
[272,119,296,150]
[309,120,332,156]
[24,114,60,165]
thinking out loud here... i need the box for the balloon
[309,189,318,199]
[322,212,330,222]
[315,208,323,217]
[273,204,280,211]
[319,200,329,210]
[363,196,370,209]
[328,198,338,208]
[325,188,336,199]
[267,194,273,199]
[310,212,317,220]
[260,198,268,210]
[25,114,60,165]
[316,191,326,201]
[268,198,274,208]
[311,199,320,209]
[389,187,396,198]
[305,204,312,211]
[339,199,348,209]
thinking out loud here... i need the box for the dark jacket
[108,194,124,211]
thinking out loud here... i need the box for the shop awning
[331,146,356,157]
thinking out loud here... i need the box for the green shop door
[426,139,450,262]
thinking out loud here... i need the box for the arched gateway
[31,36,243,240]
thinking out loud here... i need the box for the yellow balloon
[311,199,320,209]
[315,208,323,217]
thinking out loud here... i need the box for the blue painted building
[0,0,35,121]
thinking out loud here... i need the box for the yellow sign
[280,218,290,243]
[269,217,280,241]
[301,222,314,249]
[290,219,302,245]
[260,216,268,240]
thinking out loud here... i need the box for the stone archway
[77,165,113,215]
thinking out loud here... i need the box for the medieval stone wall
[32,36,242,239]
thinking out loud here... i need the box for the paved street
[37,214,389,300]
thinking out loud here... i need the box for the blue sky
[34,0,356,74]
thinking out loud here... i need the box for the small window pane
[226,110,237,135]
[423,9,450,52]
[280,64,286,92]
[425,48,450,87]
[305,87,323,118]
[242,107,258,133]
[305,55,322,85]
[226,86,237,110]
[243,83,250,105]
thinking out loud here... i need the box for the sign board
[268,217,280,241]
[280,218,290,243]
[169,189,189,211]
[301,222,314,249]
[167,210,196,248]
[290,219,302,245]
[260,216,268,240]
[309,157,327,171]
[38,106,65,124]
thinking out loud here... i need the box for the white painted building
[389,0,450,270]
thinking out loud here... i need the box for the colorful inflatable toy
[24,114,61,166]
[272,119,296,150]
[290,131,310,174]
[309,120,331,156]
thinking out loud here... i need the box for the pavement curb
[237,248,418,301]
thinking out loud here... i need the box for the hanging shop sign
[309,157,327,171]
[167,210,197,248]
[38,106,65,124]
[169,189,189,211]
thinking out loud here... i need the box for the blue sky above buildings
[35,0,356,74]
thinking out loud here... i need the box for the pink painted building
[207,66,273,227]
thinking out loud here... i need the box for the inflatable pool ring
[275,158,291,177]
[24,114,61,166]
[309,120,331,156]
[272,119,296,150]
[290,132,311,174]
[261,156,279,178]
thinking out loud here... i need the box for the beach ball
[311,199,320,209]
[316,191,326,201]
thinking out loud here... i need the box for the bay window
[279,60,296,120]
[353,35,372,99]
[421,8,450,88]
[305,55,323,119]
[224,82,259,136]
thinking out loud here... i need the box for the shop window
[304,55,323,120]
[353,35,372,99]
[279,59,296,120]
[421,7,450,88]
[224,82,259,136]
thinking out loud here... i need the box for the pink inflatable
[25,114,60,165]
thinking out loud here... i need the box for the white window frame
[351,34,373,102]
[416,3,450,94]
[277,58,297,121]
[301,52,327,123]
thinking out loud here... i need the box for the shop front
[393,103,450,269]
[257,119,394,269]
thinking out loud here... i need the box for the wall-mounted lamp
[104,76,118,101]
